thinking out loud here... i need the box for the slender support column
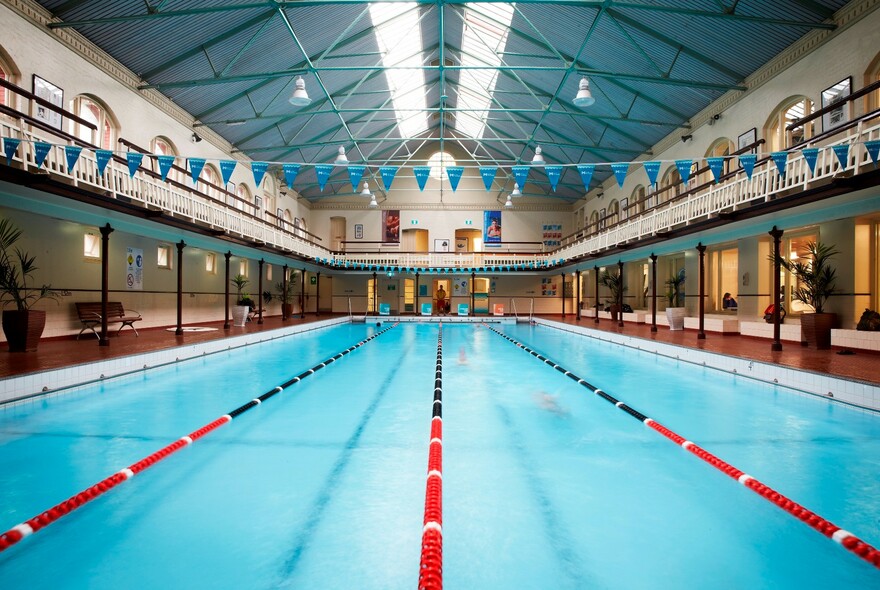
[594,266,600,324]
[282,264,288,321]
[617,260,624,327]
[471,272,475,315]
[223,251,231,329]
[98,224,114,347]
[575,270,581,321]
[697,243,706,340]
[257,259,264,324]
[372,271,377,315]
[650,253,658,333]
[300,268,306,318]
[561,272,566,318]
[770,226,784,351]
[415,272,420,314]
[175,241,186,336]
[316,272,321,316]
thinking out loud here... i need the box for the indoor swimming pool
[0,321,878,588]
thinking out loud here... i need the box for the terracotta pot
[2,309,47,352]
[800,312,836,349]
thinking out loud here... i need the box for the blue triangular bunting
[801,147,819,175]
[865,140,880,165]
[832,144,849,169]
[643,161,661,186]
[414,166,430,191]
[3,138,20,165]
[739,154,756,180]
[219,160,237,185]
[611,163,628,188]
[347,165,366,191]
[283,163,300,188]
[706,157,725,183]
[157,155,175,181]
[771,151,788,178]
[64,145,82,172]
[126,152,143,178]
[675,159,693,184]
[447,166,464,191]
[33,142,52,169]
[251,162,269,187]
[188,158,206,185]
[380,166,398,189]
[315,164,332,191]
[545,165,562,191]
[512,165,529,189]
[577,164,595,191]
[95,149,112,176]
[479,167,497,191]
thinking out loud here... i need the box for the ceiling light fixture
[531,146,545,166]
[288,76,312,107]
[510,183,522,197]
[334,146,349,166]
[362,182,377,206]
[573,77,595,107]
[505,195,513,208]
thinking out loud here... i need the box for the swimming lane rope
[483,324,880,570]
[0,323,399,554]
[418,324,443,589]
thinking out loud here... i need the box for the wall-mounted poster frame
[822,76,851,132]
[33,75,63,130]
[434,238,450,252]
[737,127,757,154]
[354,223,364,239]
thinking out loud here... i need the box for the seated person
[722,292,737,310]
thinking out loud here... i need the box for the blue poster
[484,210,501,246]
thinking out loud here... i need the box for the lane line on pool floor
[0,323,400,554]
[482,323,880,570]
[419,323,443,590]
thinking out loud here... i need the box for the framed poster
[354,223,363,239]
[434,239,450,252]
[484,210,501,245]
[382,209,400,243]
[737,128,757,154]
[541,223,562,247]
[822,77,851,132]
[33,75,63,130]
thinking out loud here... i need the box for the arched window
[236,183,252,212]
[607,199,619,226]
[589,210,599,233]
[702,138,735,183]
[0,48,18,108]
[865,51,880,115]
[150,136,181,183]
[428,151,456,180]
[765,96,814,152]
[201,164,221,201]
[660,166,682,203]
[631,185,646,214]
[283,209,292,230]
[69,95,117,149]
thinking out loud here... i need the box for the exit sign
[465,219,473,225]
[410,219,418,225]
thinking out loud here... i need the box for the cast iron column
[471,272,475,315]
[415,272,420,315]
[257,259,264,324]
[697,243,706,340]
[617,260,624,327]
[594,266,600,324]
[561,272,565,318]
[316,272,321,316]
[300,268,306,318]
[650,253,658,333]
[99,224,113,347]
[770,226,784,351]
[175,241,186,336]
[372,271,377,315]
[223,251,231,329]
[282,264,288,321]
[575,270,581,321]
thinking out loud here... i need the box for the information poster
[126,247,143,290]
[542,223,562,247]
[483,210,501,245]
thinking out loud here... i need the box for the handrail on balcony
[0,78,97,130]
[786,79,880,131]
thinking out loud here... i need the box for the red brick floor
[2,314,879,386]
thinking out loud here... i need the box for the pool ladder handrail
[512,298,534,323]
[349,297,366,323]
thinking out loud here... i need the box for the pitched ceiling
[35,0,847,203]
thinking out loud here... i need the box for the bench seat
[75,302,142,339]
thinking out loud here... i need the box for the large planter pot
[281,303,293,320]
[801,312,836,349]
[2,309,47,352]
[231,305,250,327]
[608,304,621,322]
[666,307,686,331]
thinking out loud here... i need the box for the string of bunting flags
[310,258,568,273]
[3,137,879,194]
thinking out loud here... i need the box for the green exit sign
[411,219,418,225]
[465,220,472,225]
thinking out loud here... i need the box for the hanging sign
[157,155,175,181]
[577,164,595,191]
[479,167,497,191]
[414,166,430,191]
[126,247,143,291]
[739,154,756,180]
[251,161,269,187]
[3,138,20,165]
[771,151,788,178]
[832,144,849,169]
[447,166,464,191]
[643,161,661,186]
[512,165,529,189]
[545,165,562,191]
[674,159,693,184]
[611,162,629,188]
[802,147,819,175]
[315,164,332,191]
[218,160,236,185]
[380,166,398,189]
[188,157,206,185]
[33,142,52,169]
[865,140,880,165]
[347,165,365,191]
[126,152,143,178]
[706,157,725,183]
[283,163,300,188]
[64,145,82,172]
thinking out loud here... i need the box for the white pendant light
[334,146,349,166]
[510,183,522,197]
[289,76,312,107]
[531,146,545,166]
[362,182,377,206]
[573,77,595,107]
[504,195,513,208]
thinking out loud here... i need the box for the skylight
[454,3,515,139]
[369,3,428,138]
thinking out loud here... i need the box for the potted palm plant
[0,217,58,351]
[274,280,294,320]
[600,269,626,322]
[665,270,686,330]
[230,274,254,327]
[776,241,837,349]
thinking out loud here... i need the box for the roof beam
[610,2,836,29]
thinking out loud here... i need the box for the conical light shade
[505,195,513,208]
[573,77,595,107]
[289,77,312,106]
[510,184,522,197]
[334,146,348,166]
[361,181,372,197]
[369,195,378,207]
[531,146,545,166]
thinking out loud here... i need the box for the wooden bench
[75,302,142,339]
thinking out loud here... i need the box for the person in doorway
[436,285,447,315]
[722,292,737,309]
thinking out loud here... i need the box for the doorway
[432,278,451,314]
[402,228,429,252]
[454,229,482,252]
[330,216,346,251]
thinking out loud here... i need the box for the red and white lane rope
[418,324,443,589]
[0,323,398,553]
[484,324,880,570]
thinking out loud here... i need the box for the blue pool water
[0,322,878,588]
